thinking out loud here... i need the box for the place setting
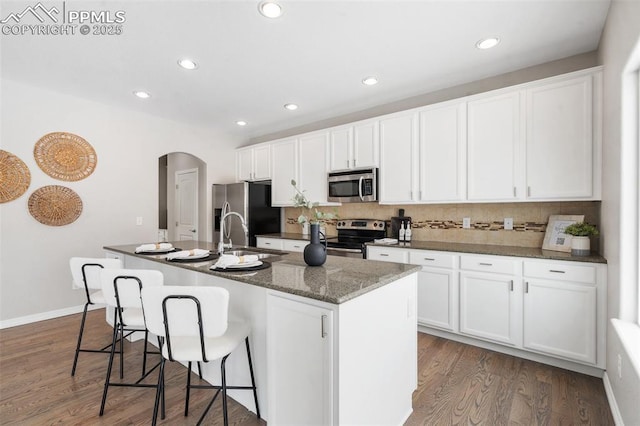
[210,253,270,272]
[165,248,217,263]
[134,243,180,255]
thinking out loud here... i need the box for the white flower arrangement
[290,179,337,224]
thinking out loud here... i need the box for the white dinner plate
[226,260,263,269]
[137,247,174,253]
[168,252,210,260]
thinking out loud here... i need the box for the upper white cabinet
[270,138,298,206]
[236,144,271,182]
[419,101,466,202]
[299,133,330,206]
[467,92,522,201]
[379,111,419,203]
[525,75,595,199]
[329,120,379,172]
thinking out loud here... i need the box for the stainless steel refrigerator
[212,181,281,247]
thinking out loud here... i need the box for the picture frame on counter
[542,214,585,252]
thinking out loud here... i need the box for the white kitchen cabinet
[366,245,409,263]
[522,260,599,364]
[329,121,379,172]
[270,138,298,206]
[282,239,308,252]
[266,293,334,425]
[255,237,284,251]
[236,144,271,182]
[467,91,522,201]
[379,111,419,203]
[299,132,331,205]
[525,75,594,199]
[419,101,466,202]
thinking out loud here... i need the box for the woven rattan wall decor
[0,150,31,203]
[34,132,97,181]
[28,185,83,226]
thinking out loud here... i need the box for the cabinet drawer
[282,239,308,252]
[409,250,457,269]
[256,238,284,251]
[523,261,596,284]
[367,247,408,263]
[460,255,519,275]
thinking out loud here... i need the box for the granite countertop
[104,241,420,304]
[258,232,607,264]
[367,240,607,264]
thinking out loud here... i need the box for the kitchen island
[104,241,420,425]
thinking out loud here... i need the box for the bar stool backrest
[142,286,230,339]
[70,257,122,291]
[100,269,164,312]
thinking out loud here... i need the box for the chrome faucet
[218,211,248,255]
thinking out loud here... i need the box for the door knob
[190,229,196,233]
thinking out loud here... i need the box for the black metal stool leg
[119,318,125,379]
[142,330,149,377]
[71,302,90,376]
[197,361,203,379]
[245,337,261,418]
[185,361,192,416]
[99,319,120,415]
[221,355,229,426]
[151,357,165,426]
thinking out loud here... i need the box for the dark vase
[303,223,327,266]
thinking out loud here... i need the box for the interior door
[175,168,198,240]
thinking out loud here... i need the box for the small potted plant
[563,222,599,256]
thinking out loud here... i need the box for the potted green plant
[563,222,599,256]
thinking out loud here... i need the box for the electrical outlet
[462,217,471,229]
[136,216,143,226]
[617,353,622,379]
[504,217,513,230]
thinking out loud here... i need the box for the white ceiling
[1,0,611,143]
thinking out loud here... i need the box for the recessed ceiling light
[236,120,248,126]
[284,103,298,111]
[476,37,500,50]
[178,58,198,70]
[362,76,378,86]
[258,1,282,18]
[133,91,151,99]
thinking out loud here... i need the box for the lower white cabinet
[522,261,599,364]
[267,294,334,425]
[256,237,284,251]
[282,239,309,252]
[459,271,520,346]
[366,244,607,370]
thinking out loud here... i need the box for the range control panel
[335,219,386,231]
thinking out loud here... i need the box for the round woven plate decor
[0,150,31,203]
[34,132,97,181]
[28,185,83,226]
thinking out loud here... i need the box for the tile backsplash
[284,201,601,250]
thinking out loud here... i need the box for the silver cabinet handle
[549,269,566,274]
[513,187,516,197]
[321,314,327,338]
[525,281,529,293]
[264,242,272,245]
[353,159,356,167]
[510,280,513,291]
[347,160,350,168]
[424,257,435,261]
[527,186,531,197]
[380,253,389,257]
[479,262,493,266]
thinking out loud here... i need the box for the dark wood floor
[0,310,613,425]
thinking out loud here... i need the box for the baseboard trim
[0,304,101,329]
[603,372,624,426]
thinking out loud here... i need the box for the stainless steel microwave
[327,168,378,203]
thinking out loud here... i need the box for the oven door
[327,169,377,203]
[326,246,365,259]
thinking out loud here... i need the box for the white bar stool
[141,285,260,426]
[69,257,122,376]
[98,268,164,416]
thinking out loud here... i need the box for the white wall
[598,0,640,424]
[0,78,238,324]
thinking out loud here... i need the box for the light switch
[462,217,471,229]
[504,218,513,230]
[136,216,143,226]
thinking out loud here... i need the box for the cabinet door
[523,279,596,364]
[236,148,253,181]
[271,139,298,206]
[417,267,457,331]
[366,246,409,263]
[329,127,352,172]
[467,92,521,201]
[267,295,333,425]
[526,76,593,199]
[419,102,465,202]
[353,121,379,169]
[256,237,284,251]
[299,133,330,205]
[459,272,519,346]
[379,112,418,203]
[253,145,271,181]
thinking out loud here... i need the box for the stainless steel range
[325,219,386,258]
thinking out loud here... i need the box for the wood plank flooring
[1,310,613,425]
